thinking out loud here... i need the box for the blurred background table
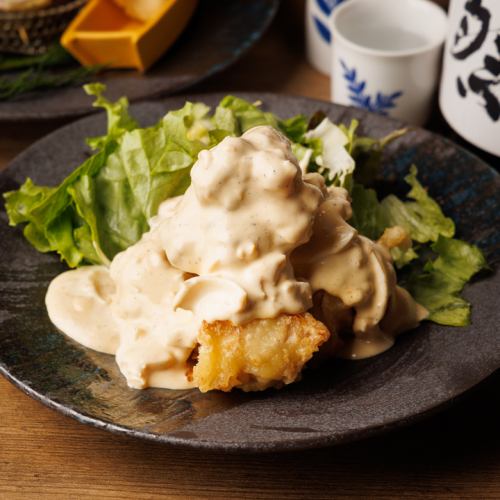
[1,1,499,498]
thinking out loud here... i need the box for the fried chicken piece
[192,313,330,392]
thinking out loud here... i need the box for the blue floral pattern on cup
[313,17,331,43]
[340,60,403,115]
[317,0,345,16]
[313,0,346,44]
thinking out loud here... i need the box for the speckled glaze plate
[0,0,279,122]
[1,93,499,452]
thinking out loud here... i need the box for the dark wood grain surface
[1,1,499,498]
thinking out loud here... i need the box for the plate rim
[1,359,498,453]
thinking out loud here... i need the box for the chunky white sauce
[291,180,428,359]
[46,125,427,390]
[161,126,322,324]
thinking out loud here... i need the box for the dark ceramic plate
[1,93,499,452]
[0,0,279,122]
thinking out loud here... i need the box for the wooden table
[1,3,499,498]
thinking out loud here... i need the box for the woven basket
[0,0,87,55]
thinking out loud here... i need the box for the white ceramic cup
[330,0,448,125]
[306,0,347,75]
[440,0,500,156]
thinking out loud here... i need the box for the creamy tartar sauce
[46,125,427,390]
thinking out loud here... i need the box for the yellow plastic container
[61,0,198,72]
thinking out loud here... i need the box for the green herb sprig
[0,44,104,100]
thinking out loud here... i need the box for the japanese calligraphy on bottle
[440,0,500,156]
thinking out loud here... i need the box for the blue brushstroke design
[316,0,339,16]
[313,16,331,43]
[313,0,345,45]
[340,60,403,115]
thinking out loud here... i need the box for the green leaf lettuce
[404,237,487,326]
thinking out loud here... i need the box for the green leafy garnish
[404,237,488,325]
[0,44,73,71]
[217,95,278,134]
[0,44,104,101]
[348,168,486,322]
[380,165,455,243]
[4,86,194,266]
[304,117,356,190]
[350,165,457,266]
[85,83,138,149]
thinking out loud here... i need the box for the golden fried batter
[192,313,330,392]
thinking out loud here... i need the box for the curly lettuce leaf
[351,166,455,243]
[404,237,487,326]
[4,177,55,227]
[349,183,418,268]
[212,105,238,134]
[84,83,138,150]
[380,165,455,243]
[3,87,199,267]
[279,114,309,143]
[305,118,356,190]
[163,101,213,148]
[4,178,55,253]
[287,116,406,191]
[349,169,486,326]
[4,143,116,266]
[75,125,193,259]
[390,245,419,269]
[217,95,278,134]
